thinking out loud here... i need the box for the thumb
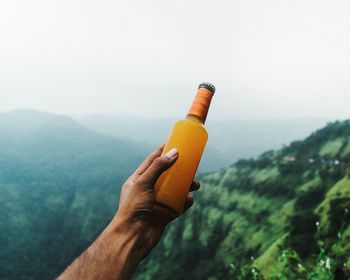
[140,148,178,186]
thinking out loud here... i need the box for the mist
[1,0,350,120]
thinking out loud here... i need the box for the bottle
[153,83,215,218]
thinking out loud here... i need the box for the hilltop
[0,110,349,279]
[0,110,147,279]
[136,120,350,279]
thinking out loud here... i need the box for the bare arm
[57,144,200,280]
[57,216,146,280]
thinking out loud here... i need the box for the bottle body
[153,83,215,218]
[154,116,208,216]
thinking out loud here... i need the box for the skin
[57,144,200,280]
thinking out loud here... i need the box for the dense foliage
[0,111,349,279]
[0,110,146,279]
[135,121,350,279]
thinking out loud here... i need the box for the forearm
[57,216,146,280]
[58,146,184,279]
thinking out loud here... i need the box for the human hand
[111,144,200,258]
[58,144,200,280]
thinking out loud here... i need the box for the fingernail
[166,148,178,159]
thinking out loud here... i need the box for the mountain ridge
[0,110,147,280]
[135,119,350,279]
[0,111,349,279]
[76,114,329,172]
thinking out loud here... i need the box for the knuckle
[136,176,148,186]
[136,176,153,187]
[122,181,134,191]
[141,159,152,170]
[153,157,166,167]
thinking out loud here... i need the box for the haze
[1,0,349,120]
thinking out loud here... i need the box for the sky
[0,0,349,120]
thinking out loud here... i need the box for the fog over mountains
[76,114,329,172]
[0,109,348,279]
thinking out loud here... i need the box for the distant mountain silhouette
[77,114,328,172]
[1,110,348,279]
[0,110,147,279]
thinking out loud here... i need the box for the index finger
[190,181,200,192]
[133,144,165,176]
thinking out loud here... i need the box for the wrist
[110,211,164,257]
[110,212,150,255]
[93,215,147,279]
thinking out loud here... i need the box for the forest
[0,111,349,279]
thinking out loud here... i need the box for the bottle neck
[186,87,213,124]
[185,114,204,124]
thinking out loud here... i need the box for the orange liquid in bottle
[153,83,215,218]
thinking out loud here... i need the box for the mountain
[75,115,230,172]
[1,110,349,279]
[0,110,147,280]
[76,114,328,172]
[135,120,350,279]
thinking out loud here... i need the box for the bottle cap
[198,83,216,94]
[187,83,215,123]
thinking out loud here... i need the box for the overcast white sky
[0,0,349,120]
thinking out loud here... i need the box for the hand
[58,144,200,280]
[112,144,200,258]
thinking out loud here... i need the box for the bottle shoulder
[175,118,205,127]
[173,118,208,137]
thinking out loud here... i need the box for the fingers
[190,181,200,192]
[183,181,200,213]
[140,148,178,186]
[133,144,165,176]
[183,194,194,213]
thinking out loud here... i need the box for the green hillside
[0,111,349,279]
[135,120,350,279]
[0,110,147,280]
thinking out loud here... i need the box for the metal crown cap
[198,82,216,94]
